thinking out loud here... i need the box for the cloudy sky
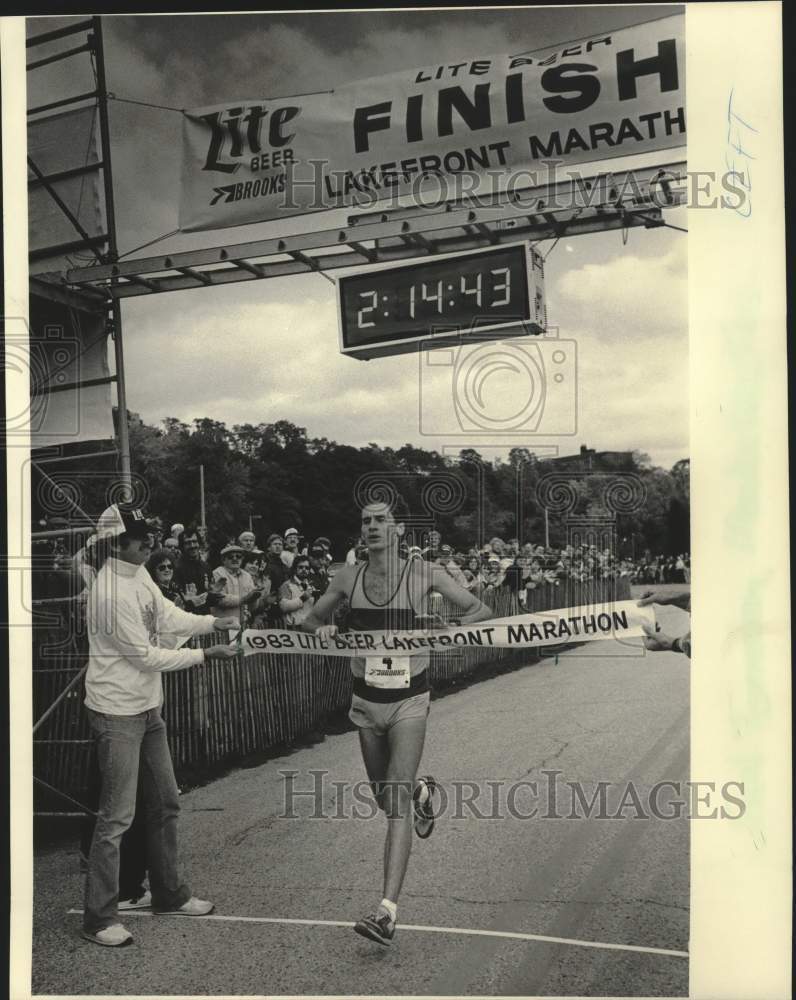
[26,6,688,469]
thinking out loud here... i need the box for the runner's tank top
[345,558,429,680]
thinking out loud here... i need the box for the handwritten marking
[725,88,758,217]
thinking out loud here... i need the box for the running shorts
[349,691,431,735]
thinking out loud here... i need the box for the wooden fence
[32,578,630,813]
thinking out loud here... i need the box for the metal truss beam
[26,41,93,72]
[30,274,109,311]
[65,161,686,299]
[28,160,103,190]
[28,90,99,117]
[26,19,94,49]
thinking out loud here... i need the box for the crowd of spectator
[31,516,690,622]
[367,534,690,609]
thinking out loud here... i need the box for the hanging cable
[116,228,180,260]
[106,88,334,115]
[107,93,184,114]
[75,103,99,227]
[632,208,688,234]
[541,236,561,261]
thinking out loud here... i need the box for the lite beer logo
[199,103,299,205]
[180,14,685,230]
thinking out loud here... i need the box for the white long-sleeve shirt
[85,556,217,715]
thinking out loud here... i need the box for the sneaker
[413,775,438,839]
[353,907,395,946]
[82,924,133,948]
[118,890,152,911]
[155,896,214,917]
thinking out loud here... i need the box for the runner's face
[361,504,401,551]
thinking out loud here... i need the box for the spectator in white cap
[170,523,184,542]
[163,537,181,564]
[281,527,301,569]
[81,505,240,948]
[238,530,257,551]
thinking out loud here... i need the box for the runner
[301,493,493,946]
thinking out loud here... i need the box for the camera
[418,326,577,438]
[4,318,82,444]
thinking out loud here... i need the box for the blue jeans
[83,707,191,932]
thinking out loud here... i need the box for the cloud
[542,239,688,467]
[119,232,689,468]
[555,239,688,344]
[123,281,426,441]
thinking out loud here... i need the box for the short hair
[359,490,409,522]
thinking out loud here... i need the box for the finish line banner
[236,601,655,658]
[179,14,684,231]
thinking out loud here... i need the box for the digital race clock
[337,242,546,360]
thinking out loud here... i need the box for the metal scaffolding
[63,161,687,299]
[28,15,131,494]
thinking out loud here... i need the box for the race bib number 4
[364,655,411,689]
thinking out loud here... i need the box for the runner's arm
[299,567,351,632]
[428,566,493,623]
[637,589,691,611]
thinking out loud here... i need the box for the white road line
[67,910,688,959]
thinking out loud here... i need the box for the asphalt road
[32,595,691,997]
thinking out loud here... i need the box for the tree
[111,410,690,561]
[671,458,690,500]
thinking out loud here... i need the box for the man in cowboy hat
[82,505,240,948]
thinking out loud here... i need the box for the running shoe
[155,896,215,916]
[82,924,133,947]
[118,890,152,911]
[353,907,396,946]
[413,774,438,839]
